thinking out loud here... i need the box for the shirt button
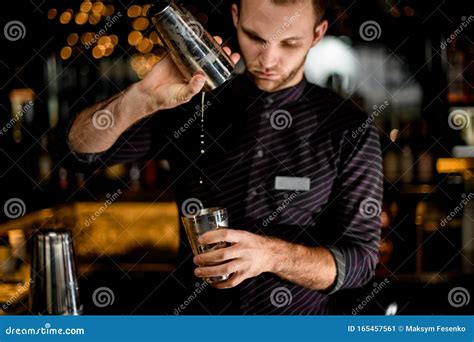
[265,97,274,106]
[256,150,264,158]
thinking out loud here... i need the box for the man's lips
[254,71,279,80]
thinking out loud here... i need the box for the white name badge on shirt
[274,176,311,191]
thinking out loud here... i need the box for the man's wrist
[134,79,166,117]
[264,236,289,275]
[107,81,156,129]
[262,236,338,291]
[113,82,147,125]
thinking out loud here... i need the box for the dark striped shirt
[68,72,383,315]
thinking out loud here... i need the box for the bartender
[66,0,383,314]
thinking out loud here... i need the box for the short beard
[247,57,306,92]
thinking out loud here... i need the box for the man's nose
[258,43,278,70]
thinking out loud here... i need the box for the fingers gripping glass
[181,208,232,284]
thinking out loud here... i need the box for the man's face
[232,0,327,92]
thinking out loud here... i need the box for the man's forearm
[68,52,214,155]
[68,81,156,154]
[266,237,337,292]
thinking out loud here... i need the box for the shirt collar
[238,72,307,110]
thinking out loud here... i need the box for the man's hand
[193,229,274,289]
[139,36,241,113]
[193,228,338,292]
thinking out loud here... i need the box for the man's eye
[250,36,266,44]
[282,42,299,48]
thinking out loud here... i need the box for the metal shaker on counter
[30,228,82,315]
[148,0,235,91]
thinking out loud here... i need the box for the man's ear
[311,20,328,47]
[231,4,239,29]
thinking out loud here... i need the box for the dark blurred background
[0,0,472,315]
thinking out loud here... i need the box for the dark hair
[238,0,328,23]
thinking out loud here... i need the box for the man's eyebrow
[241,26,266,41]
[241,26,303,42]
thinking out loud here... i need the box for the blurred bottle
[376,203,395,277]
[399,122,415,184]
[8,89,35,145]
[129,163,141,192]
[383,149,400,183]
[7,229,27,263]
[446,39,466,103]
[143,160,157,188]
[37,136,53,184]
[467,43,474,100]
[58,167,68,191]
[416,119,434,184]
[0,235,15,277]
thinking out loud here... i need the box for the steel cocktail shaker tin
[30,228,83,315]
[148,0,235,91]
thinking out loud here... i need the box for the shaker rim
[148,0,173,17]
[181,207,226,220]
